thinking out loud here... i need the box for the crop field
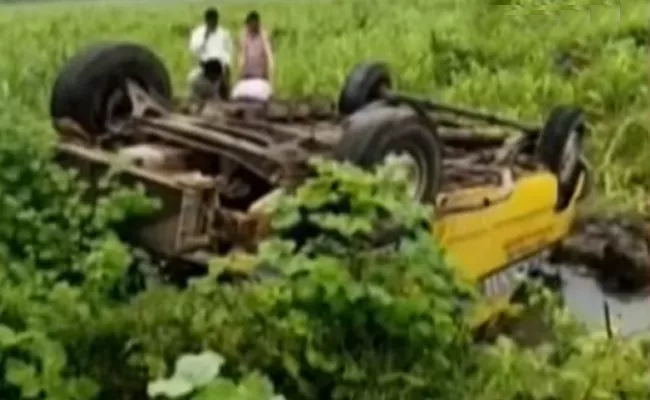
[0,0,648,399]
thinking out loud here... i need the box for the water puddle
[560,266,650,338]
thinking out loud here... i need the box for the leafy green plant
[0,324,98,399]
[0,140,647,400]
[122,158,474,400]
[0,114,159,399]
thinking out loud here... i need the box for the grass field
[0,0,647,210]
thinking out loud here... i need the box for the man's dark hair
[245,11,260,23]
[201,59,223,82]
[204,8,218,22]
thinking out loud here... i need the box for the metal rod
[142,117,271,158]
[603,300,613,339]
[381,90,539,133]
[136,125,275,182]
[176,114,274,146]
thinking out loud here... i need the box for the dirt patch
[552,212,650,293]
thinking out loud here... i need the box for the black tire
[334,105,442,203]
[50,42,172,136]
[536,106,586,210]
[338,62,391,116]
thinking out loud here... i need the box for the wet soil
[552,212,650,293]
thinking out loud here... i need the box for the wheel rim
[372,80,389,102]
[106,87,132,120]
[385,149,424,200]
[99,83,134,132]
[100,76,150,131]
[558,130,580,185]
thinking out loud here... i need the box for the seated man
[232,11,274,101]
[188,57,227,104]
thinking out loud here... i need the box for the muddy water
[560,266,650,338]
[551,213,650,338]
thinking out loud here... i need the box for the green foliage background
[0,0,648,399]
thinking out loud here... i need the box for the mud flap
[470,250,554,341]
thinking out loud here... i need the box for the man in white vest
[188,8,233,101]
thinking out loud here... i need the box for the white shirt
[189,24,233,66]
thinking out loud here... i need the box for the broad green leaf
[0,324,17,347]
[193,379,238,400]
[147,377,194,399]
[236,373,277,400]
[172,351,225,388]
[5,359,41,398]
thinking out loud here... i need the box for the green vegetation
[1,146,648,399]
[0,0,647,399]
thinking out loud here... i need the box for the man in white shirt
[188,8,233,101]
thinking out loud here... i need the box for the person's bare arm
[262,30,275,79]
[237,30,246,72]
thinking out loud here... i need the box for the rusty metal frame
[54,82,545,265]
